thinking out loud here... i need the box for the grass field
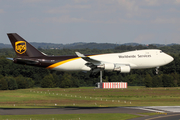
[0,86,175,120]
[0,86,180,108]
[0,113,140,120]
[0,113,161,120]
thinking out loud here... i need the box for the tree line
[0,44,180,90]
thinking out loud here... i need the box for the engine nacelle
[104,63,115,70]
[97,64,131,73]
[97,63,114,70]
[114,64,131,73]
[119,66,131,73]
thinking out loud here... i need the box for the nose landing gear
[156,67,159,74]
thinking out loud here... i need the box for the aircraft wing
[75,52,101,65]
[76,51,106,70]
[75,52,131,76]
[75,52,104,76]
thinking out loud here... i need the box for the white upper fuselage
[51,49,174,71]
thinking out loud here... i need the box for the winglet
[75,52,86,57]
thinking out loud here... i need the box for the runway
[0,106,179,120]
[130,106,180,113]
[0,107,149,115]
[128,106,180,120]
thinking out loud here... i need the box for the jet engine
[97,63,131,73]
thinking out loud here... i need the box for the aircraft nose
[166,54,174,64]
[170,56,174,62]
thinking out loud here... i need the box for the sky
[0,0,180,45]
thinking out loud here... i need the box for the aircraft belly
[132,58,165,69]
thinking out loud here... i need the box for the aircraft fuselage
[13,49,173,72]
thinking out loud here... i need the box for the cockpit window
[160,50,163,53]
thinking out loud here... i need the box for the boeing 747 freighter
[7,33,174,78]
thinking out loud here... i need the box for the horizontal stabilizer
[15,58,39,65]
[6,58,13,61]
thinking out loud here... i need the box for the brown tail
[7,33,45,57]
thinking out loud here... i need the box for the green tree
[71,77,80,88]
[15,76,34,89]
[0,74,3,79]
[52,72,60,87]
[171,73,179,87]
[145,74,152,87]
[0,77,8,90]
[152,75,163,87]
[41,74,54,88]
[6,76,18,90]
[26,77,34,88]
[60,73,73,88]
[126,74,143,86]
[162,74,174,87]
[15,76,28,89]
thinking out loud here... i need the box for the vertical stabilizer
[7,33,45,57]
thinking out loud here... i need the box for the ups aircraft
[7,33,174,79]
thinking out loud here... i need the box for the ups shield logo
[15,41,26,54]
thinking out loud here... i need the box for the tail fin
[7,33,45,57]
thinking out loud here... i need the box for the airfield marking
[146,106,180,113]
[145,113,180,120]
[30,90,132,106]
[133,107,165,113]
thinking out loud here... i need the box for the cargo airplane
[7,33,174,78]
